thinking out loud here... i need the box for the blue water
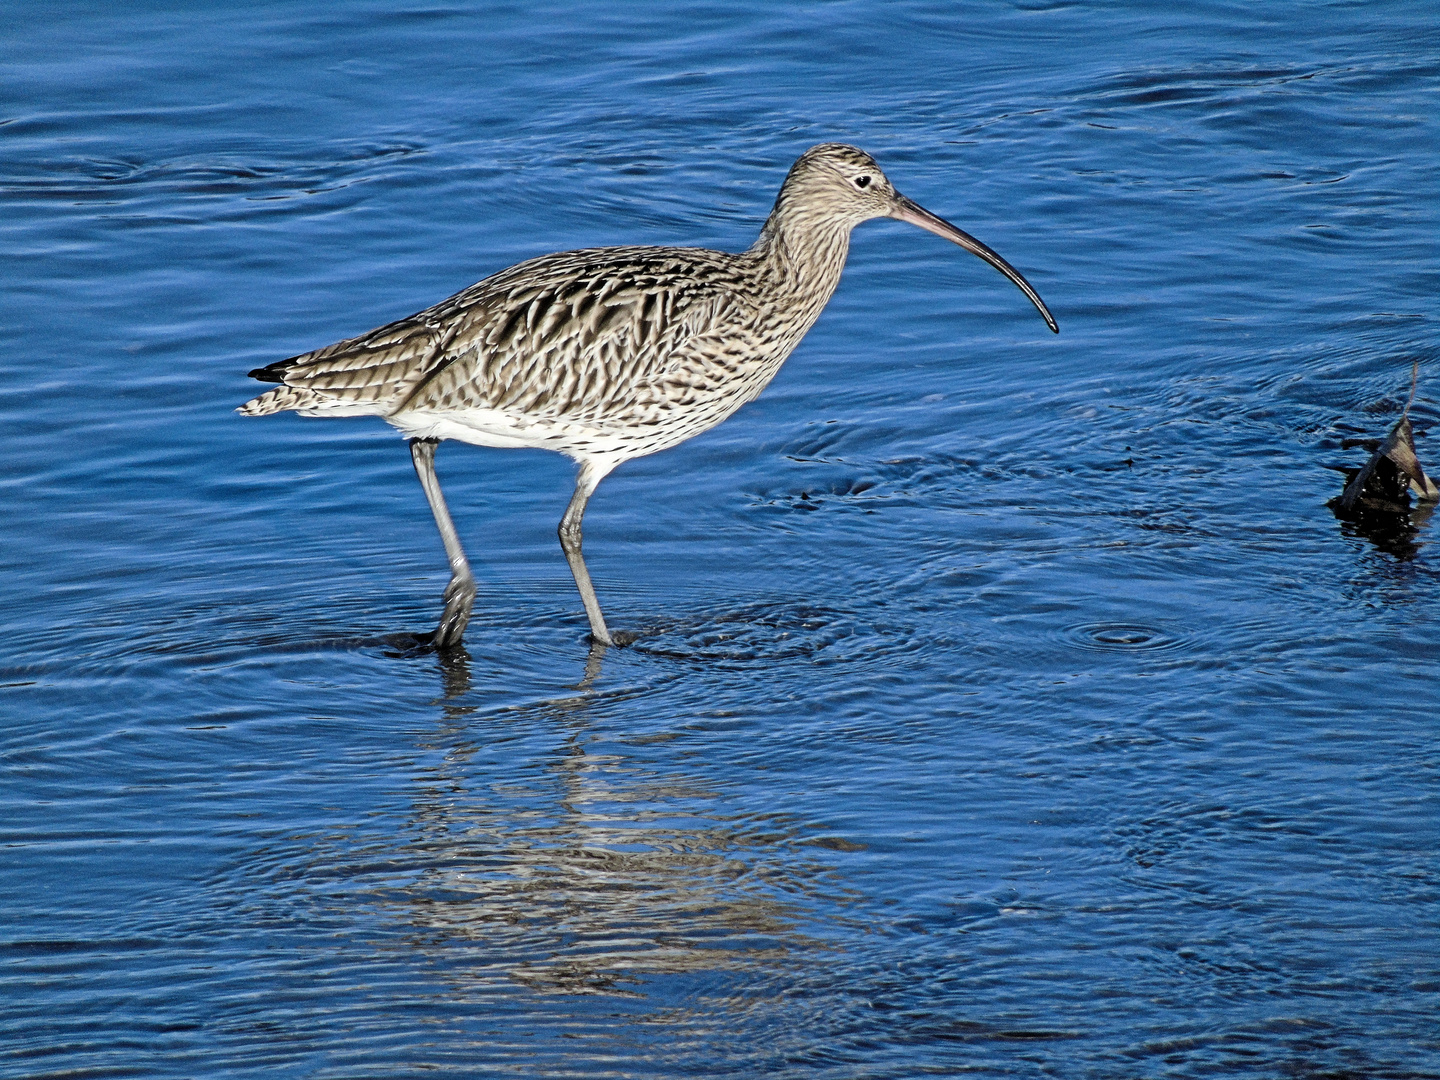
[2,2,1438,1077]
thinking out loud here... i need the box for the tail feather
[237,385,331,416]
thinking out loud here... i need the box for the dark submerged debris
[1329,363,1438,557]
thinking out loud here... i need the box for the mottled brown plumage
[240,143,1056,648]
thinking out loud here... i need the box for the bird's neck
[746,203,853,303]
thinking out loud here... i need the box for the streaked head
[775,143,904,226]
[775,143,1058,333]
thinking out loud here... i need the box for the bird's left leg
[558,459,628,647]
[410,438,476,648]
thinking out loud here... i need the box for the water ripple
[1061,622,1188,652]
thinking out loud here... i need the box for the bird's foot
[431,574,476,649]
[591,628,638,648]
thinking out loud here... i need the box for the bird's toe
[433,576,476,648]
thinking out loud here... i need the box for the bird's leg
[409,438,476,648]
[558,459,627,647]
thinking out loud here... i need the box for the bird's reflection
[427,639,606,721]
[379,640,834,998]
[435,643,476,711]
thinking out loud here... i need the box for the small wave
[1062,622,1187,652]
[630,600,920,668]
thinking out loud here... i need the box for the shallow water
[2,2,1438,1077]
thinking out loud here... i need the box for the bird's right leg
[558,459,625,647]
[409,438,476,648]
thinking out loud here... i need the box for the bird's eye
[855,175,872,189]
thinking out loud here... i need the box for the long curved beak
[889,194,1058,334]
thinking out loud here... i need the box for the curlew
[240,143,1057,648]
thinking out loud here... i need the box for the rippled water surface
[3,2,1438,1077]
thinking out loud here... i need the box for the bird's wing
[251,246,750,422]
[400,247,752,423]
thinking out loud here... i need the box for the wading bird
[240,143,1057,647]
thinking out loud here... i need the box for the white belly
[383,406,636,465]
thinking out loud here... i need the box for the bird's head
[776,143,900,227]
[773,143,1058,333]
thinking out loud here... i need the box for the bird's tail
[236,385,333,416]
